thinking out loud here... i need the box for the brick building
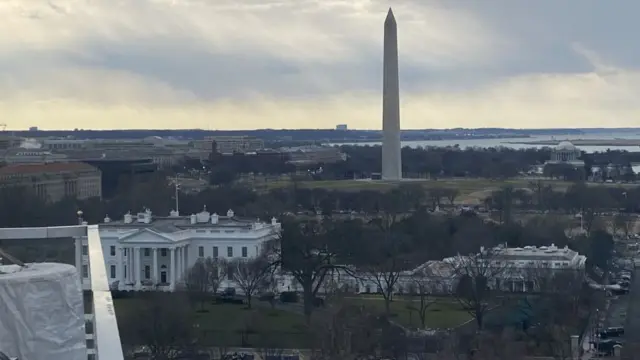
[0,162,102,202]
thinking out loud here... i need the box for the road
[620,265,639,360]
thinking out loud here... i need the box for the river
[332,132,640,154]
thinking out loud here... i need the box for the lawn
[114,298,310,348]
[343,296,471,330]
[263,178,575,204]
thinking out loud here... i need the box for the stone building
[0,162,102,202]
[546,141,584,167]
[78,208,280,292]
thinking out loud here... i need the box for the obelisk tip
[385,7,396,23]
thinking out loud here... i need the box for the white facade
[546,141,585,167]
[311,244,587,296]
[446,244,587,293]
[78,208,280,292]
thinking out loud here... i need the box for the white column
[183,245,188,272]
[178,247,183,281]
[116,245,123,289]
[125,247,131,284]
[74,237,82,287]
[153,247,159,285]
[134,247,141,288]
[169,247,176,290]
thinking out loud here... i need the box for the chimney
[227,209,234,218]
[124,212,133,224]
[104,215,111,223]
[211,213,219,224]
[271,217,277,225]
[190,214,197,224]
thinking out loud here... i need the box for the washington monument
[381,7,402,181]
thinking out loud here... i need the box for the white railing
[0,225,124,360]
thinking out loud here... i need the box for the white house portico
[79,207,280,292]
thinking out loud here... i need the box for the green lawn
[114,298,310,348]
[343,296,471,329]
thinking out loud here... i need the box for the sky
[2,0,640,131]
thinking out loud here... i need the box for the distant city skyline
[2,0,640,130]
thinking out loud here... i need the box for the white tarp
[0,263,86,360]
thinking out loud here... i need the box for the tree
[354,190,416,316]
[443,188,460,206]
[612,212,635,238]
[118,292,196,360]
[185,257,226,312]
[275,218,344,323]
[519,268,589,359]
[451,247,511,330]
[230,255,273,308]
[406,268,441,329]
[310,296,379,360]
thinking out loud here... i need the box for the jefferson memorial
[545,141,584,167]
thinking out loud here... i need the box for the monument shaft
[382,8,402,181]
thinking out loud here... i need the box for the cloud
[0,0,639,130]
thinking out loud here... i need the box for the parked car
[598,327,625,339]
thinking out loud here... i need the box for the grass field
[343,296,471,329]
[261,177,638,204]
[114,298,310,348]
[262,178,575,204]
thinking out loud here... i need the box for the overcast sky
[2,0,639,130]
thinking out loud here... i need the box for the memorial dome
[556,141,577,151]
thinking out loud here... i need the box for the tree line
[201,145,640,183]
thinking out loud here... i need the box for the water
[333,132,640,154]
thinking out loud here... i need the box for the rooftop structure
[0,224,124,360]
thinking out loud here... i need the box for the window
[242,246,248,258]
[213,246,219,258]
[144,248,150,256]
[82,265,89,278]
[110,246,116,256]
[199,246,204,257]
[161,248,167,257]
[82,245,88,256]
[227,246,233,257]
[124,266,127,278]
[144,265,150,279]
[110,265,116,279]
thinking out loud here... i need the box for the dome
[556,141,577,151]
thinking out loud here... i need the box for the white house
[445,244,587,293]
[313,244,587,296]
[78,207,280,291]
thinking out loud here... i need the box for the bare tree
[118,292,196,360]
[406,267,443,329]
[471,329,527,360]
[230,255,272,308]
[185,257,226,312]
[613,212,636,238]
[443,188,460,206]
[353,190,416,316]
[274,218,344,323]
[310,294,388,360]
[450,247,511,330]
[521,267,588,359]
